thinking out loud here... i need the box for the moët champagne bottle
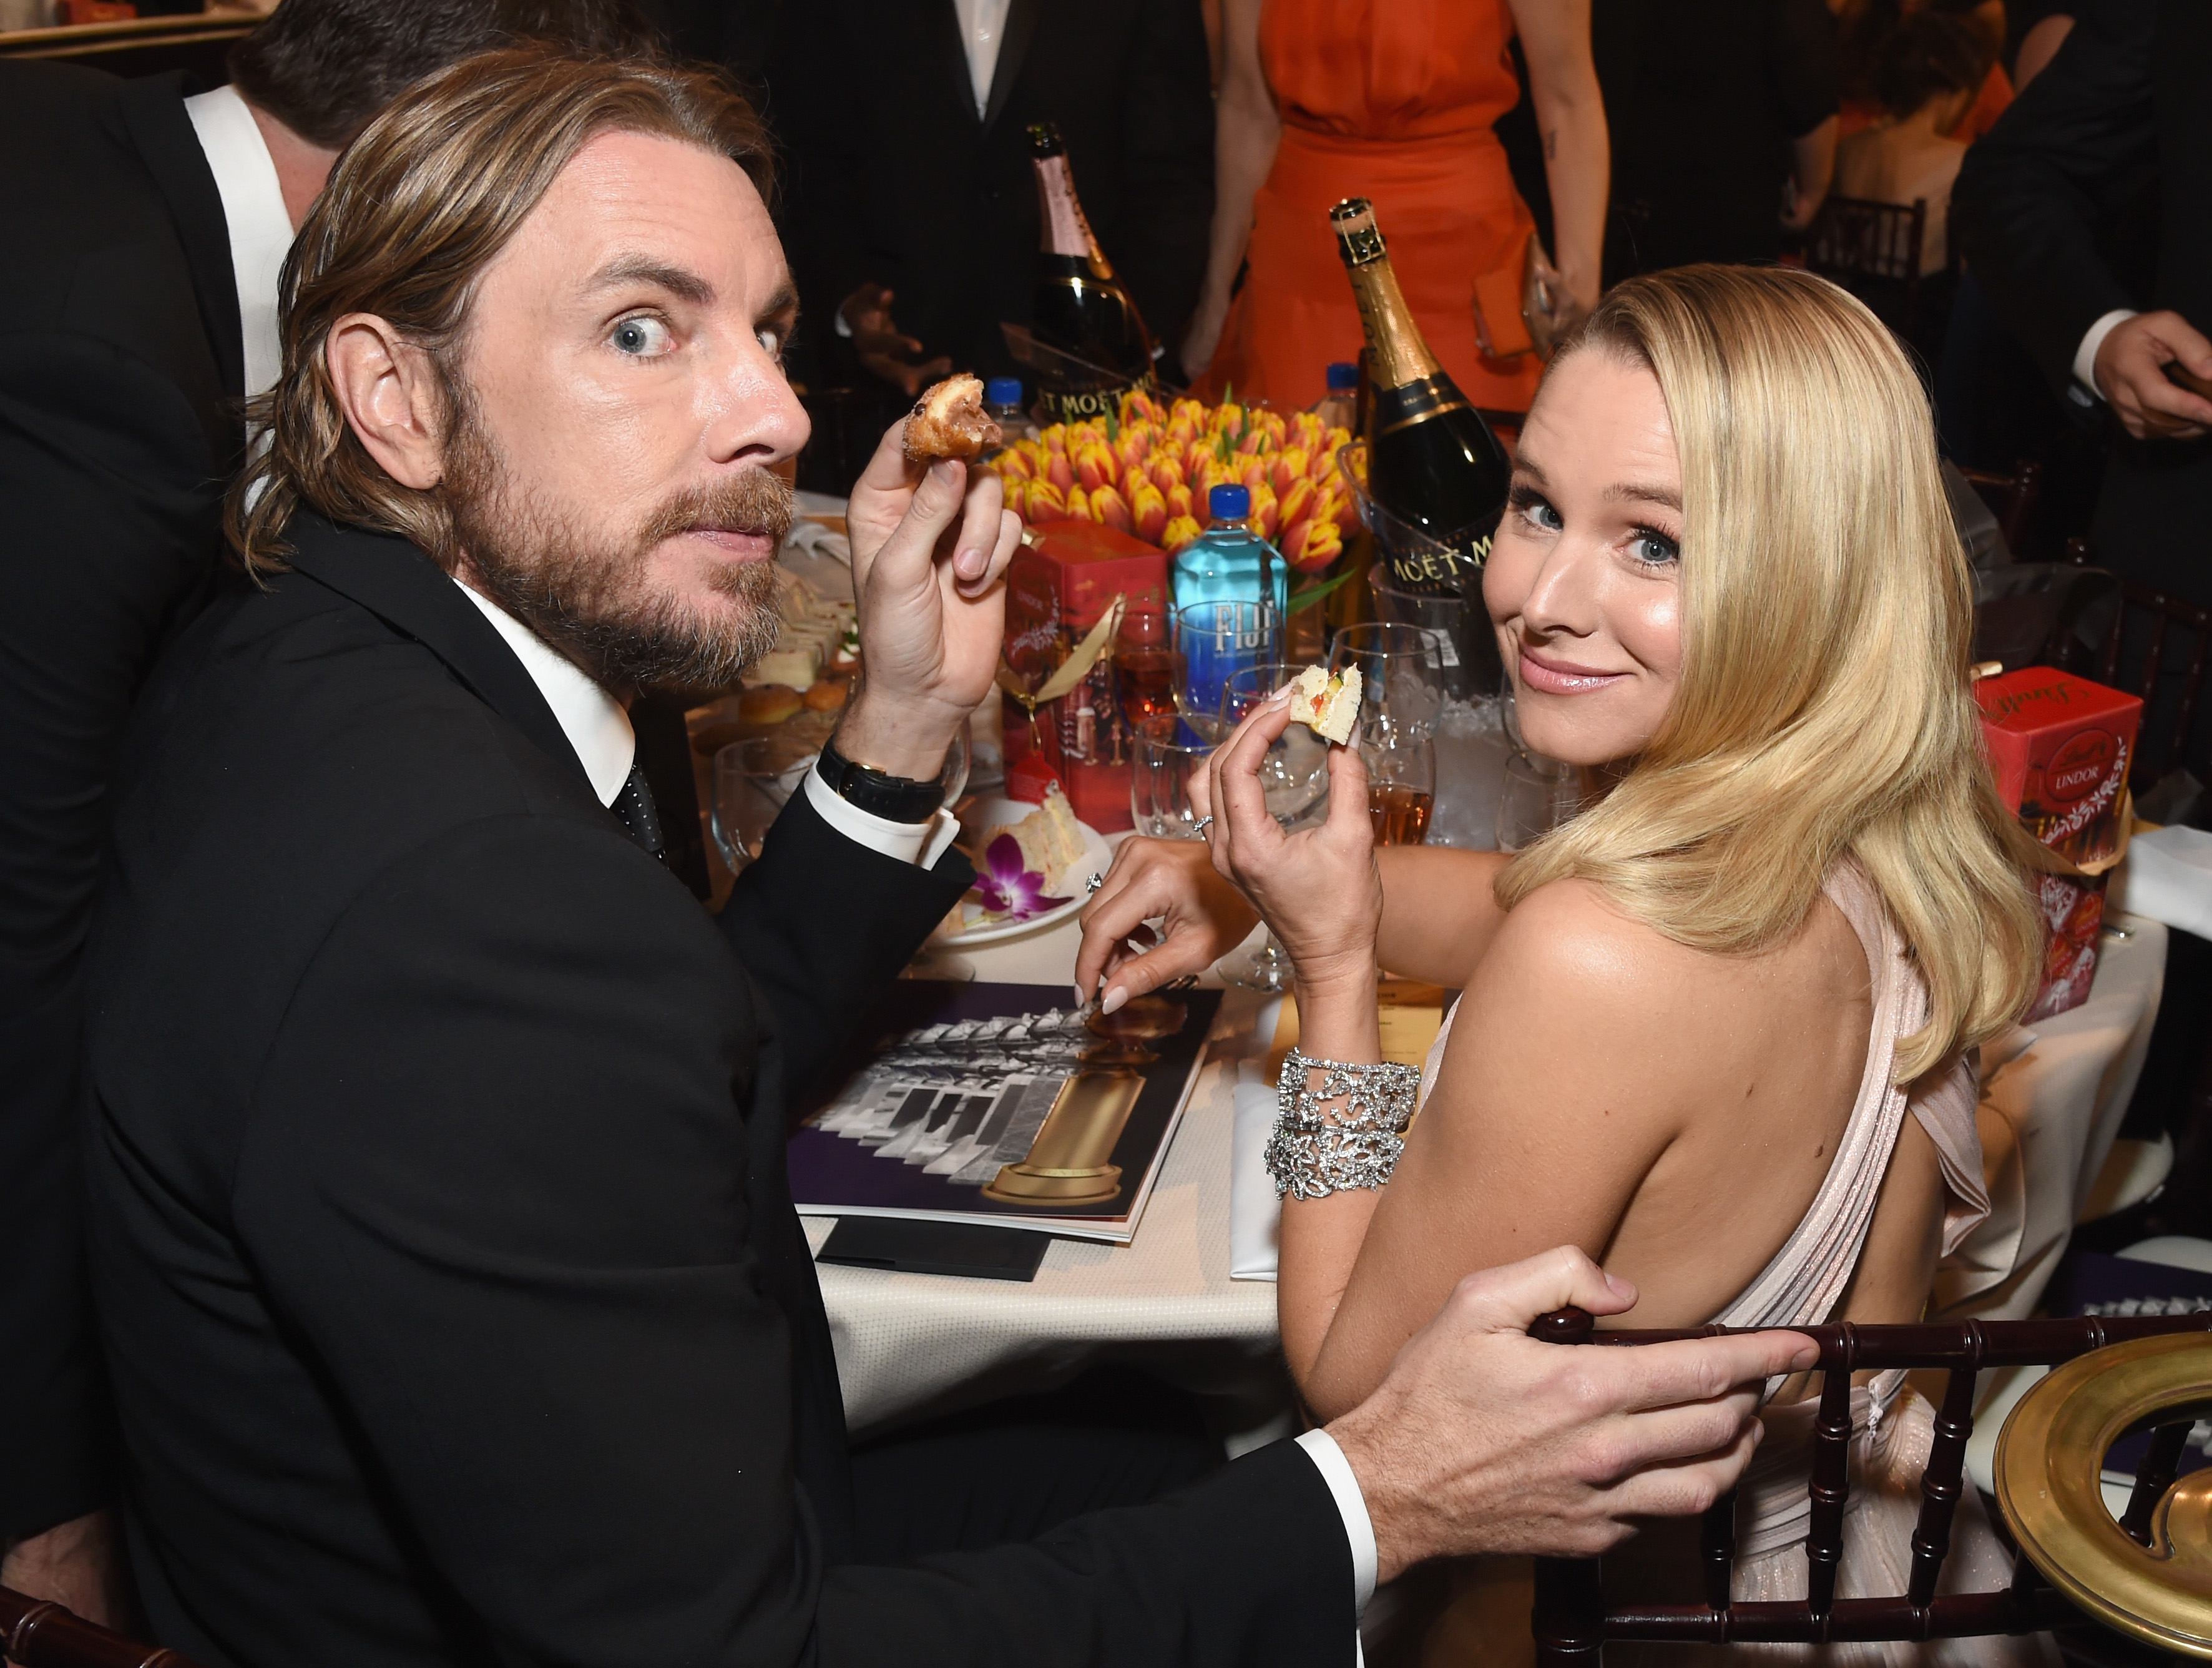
[1330,197,1512,596]
[1028,122,1157,424]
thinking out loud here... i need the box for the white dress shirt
[182,86,293,400]
[951,0,1014,117]
[450,577,959,866]
[2072,308,2138,406]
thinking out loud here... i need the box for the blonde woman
[1078,265,2048,1659]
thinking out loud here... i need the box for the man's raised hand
[839,419,1020,780]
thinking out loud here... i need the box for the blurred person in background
[1955,0,2211,615]
[771,0,1215,398]
[0,0,652,1624]
[1836,0,2011,141]
[1601,0,1838,282]
[1183,0,1607,411]
[1834,6,2000,274]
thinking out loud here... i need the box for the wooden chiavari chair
[1526,1307,2212,1666]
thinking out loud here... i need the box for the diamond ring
[1192,816,1215,838]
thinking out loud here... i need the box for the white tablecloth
[808,915,1290,1436]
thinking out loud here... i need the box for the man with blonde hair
[86,49,1811,1668]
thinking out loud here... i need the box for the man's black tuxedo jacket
[1953,0,2211,604]
[84,513,1350,1668]
[771,0,1213,385]
[0,59,241,1538]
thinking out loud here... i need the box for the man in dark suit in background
[86,49,1805,1668]
[770,0,1215,395]
[0,0,648,1622]
[1955,0,2212,607]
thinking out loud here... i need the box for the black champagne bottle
[1330,197,1512,594]
[1028,122,1157,423]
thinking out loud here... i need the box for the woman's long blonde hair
[1494,266,2042,1081]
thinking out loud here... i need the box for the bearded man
[83,49,1808,1668]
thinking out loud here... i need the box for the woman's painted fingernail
[1073,983,1089,1007]
[1101,986,1128,1016]
[1267,687,1293,707]
[1271,679,1298,697]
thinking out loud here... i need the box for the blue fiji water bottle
[1172,484,1287,729]
[982,376,1036,446]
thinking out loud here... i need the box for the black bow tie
[610,762,667,863]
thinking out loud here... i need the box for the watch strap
[816,735,947,824]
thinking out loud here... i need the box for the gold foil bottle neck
[1331,197,1386,267]
[1339,216,1442,389]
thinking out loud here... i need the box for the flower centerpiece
[985,393,1363,605]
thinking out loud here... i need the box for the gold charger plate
[1997,1332,2212,1657]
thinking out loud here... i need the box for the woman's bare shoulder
[1475,876,1716,1009]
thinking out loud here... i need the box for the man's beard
[436,400,792,697]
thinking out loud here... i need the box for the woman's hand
[1074,838,1261,1012]
[1204,690,1382,994]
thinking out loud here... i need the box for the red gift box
[1974,668,2141,1021]
[1002,522,1168,833]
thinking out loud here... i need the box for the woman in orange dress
[1182,0,1608,415]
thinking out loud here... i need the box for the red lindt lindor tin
[1974,668,2142,1021]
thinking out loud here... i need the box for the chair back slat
[0,1589,202,1668]
[1804,1361,1856,1614]
[1597,1587,2081,1644]
[1907,1364,1980,1606]
[2118,1421,2194,1546]
[1525,1308,2212,1666]
[1701,1489,1738,1612]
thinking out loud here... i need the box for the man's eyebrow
[758,276,799,323]
[1604,481,1684,511]
[587,255,715,305]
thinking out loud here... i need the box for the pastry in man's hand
[903,373,1004,463]
[1289,664,1362,745]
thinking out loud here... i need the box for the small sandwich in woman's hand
[902,373,1003,463]
[1288,664,1361,743]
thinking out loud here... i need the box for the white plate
[935,797,1114,947]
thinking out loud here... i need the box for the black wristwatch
[816,734,947,824]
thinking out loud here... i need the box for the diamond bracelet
[1263,1046,1422,1201]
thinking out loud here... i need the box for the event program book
[789,981,1220,1244]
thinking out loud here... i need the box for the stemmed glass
[1113,606,1181,734]
[1495,753,1589,853]
[1172,601,1281,742]
[1329,622,1445,846]
[1215,663,1333,991]
[1130,712,1220,839]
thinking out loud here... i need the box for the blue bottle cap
[984,377,1024,406]
[1208,484,1251,519]
[1326,361,1359,391]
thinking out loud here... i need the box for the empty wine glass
[712,737,815,872]
[1216,664,1333,991]
[1130,713,1220,838]
[1173,600,1281,739]
[1113,606,1181,733]
[1330,622,1446,846]
[1495,751,1588,853]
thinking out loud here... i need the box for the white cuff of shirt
[1294,1428,1379,1616]
[834,305,854,340]
[2073,308,2138,401]
[805,765,961,869]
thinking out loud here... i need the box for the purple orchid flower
[973,833,1072,922]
